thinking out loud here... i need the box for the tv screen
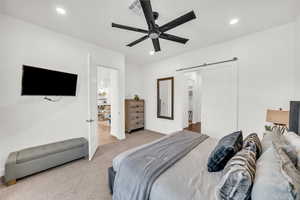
[21,65,78,96]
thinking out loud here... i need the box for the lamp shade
[266,109,289,125]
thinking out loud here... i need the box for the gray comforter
[113,131,222,200]
[112,131,209,200]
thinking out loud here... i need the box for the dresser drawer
[128,106,144,113]
[129,120,144,128]
[128,101,144,107]
[128,113,144,120]
[129,117,142,123]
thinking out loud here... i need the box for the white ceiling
[0,0,299,65]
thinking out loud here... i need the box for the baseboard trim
[146,128,175,135]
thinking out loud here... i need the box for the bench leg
[6,180,16,186]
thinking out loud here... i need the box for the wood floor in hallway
[184,122,201,133]
[98,120,118,146]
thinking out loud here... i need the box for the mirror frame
[157,77,174,120]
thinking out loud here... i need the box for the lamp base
[272,124,288,135]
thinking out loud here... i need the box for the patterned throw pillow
[272,133,298,166]
[207,131,243,172]
[216,133,261,200]
[285,132,300,169]
[272,139,300,199]
[243,133,262,159]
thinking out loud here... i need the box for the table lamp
[266,108,289,134]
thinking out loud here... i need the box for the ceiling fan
[111,0,196,52]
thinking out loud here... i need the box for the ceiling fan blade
[152,38,161,52]
[159,11,196,32]
[159,33,189,44]
[127,35,149,47]
[140,0,156,30]
[112,23,148,34]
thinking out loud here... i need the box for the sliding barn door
[201,64,238,139]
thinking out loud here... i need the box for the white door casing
[110,68,121,138]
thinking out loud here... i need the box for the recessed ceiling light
[229,18,239,25]
[149,50,155,56]
[56,7,67,15]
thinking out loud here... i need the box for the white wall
[0,15,125,176]
[125,63,144,99]
[295,16,300,100]
[142,23,295,137]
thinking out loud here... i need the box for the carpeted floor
[0,130,163,200]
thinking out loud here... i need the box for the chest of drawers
[125,99,145,133]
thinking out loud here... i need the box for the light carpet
[0,130,163,200]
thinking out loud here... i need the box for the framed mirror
[157,77,174,120]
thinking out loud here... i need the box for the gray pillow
[207,131,243,172]
[251,137,299,200]
[261,131,275,153]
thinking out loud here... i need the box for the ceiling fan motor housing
[149,24,161,39]
[149,31,160,39]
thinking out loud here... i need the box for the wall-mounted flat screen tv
[21,65,78,96]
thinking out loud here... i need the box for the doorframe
[96,65,123,140]
[94,64,126,141]
[87,55,126,160]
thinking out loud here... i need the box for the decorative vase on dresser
[125,99,145,133]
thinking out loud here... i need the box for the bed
[108,101,300,200]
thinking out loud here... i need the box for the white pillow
[284,132,300,168]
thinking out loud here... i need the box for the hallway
[98,120,118,146]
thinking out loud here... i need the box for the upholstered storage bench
[4,137,88,186]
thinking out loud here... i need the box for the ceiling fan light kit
[129,0,143,16]
[112,0,196,52]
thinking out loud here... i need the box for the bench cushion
[16,138,87,164]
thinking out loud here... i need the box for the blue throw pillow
[207,131,243,172]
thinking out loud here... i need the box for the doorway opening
[183,71,202,133]
[97,66,119,146]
